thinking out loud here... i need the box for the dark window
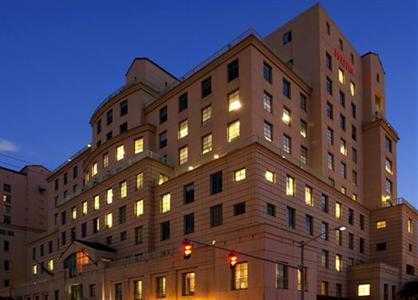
[184,213,195,234]
[96,119,102,134]
[106,236,112,245]
[376,242,387,251]
[178,93,188,112]
[287,207,296,229]
[120,100,128,116]
[340,114,346,131]
[119,122,128,133]
[4,280,10,287]
[210,204,223,227]
[336,283,342,297]
[159,106,168,124]
[360,214,365,230]
[385,136,392,153]
[339,91,345,107]
[406,264,415,275]
[326,102,333,119]
[71,227,76,241]
[282,31,292,44]
[48,241,53,253]
[201,77,212,98]
[135,226,143,244]
[210,171,223,195]
[93,218,99,234]
[61,211,66,225]
[3,184,11,193]
[32,247,36,259]
[348,209,354,225]
[106,131,113,140]
[351,103,357,119]
[360,238,365,254]
[3,240,9,252]
[89,284,96,297]
[54,290,59,300]
[326,22,331,35]
[73,166,78,179]
[227,59,239,82]
[263,62,272,83]
[326,77,333,95]
[3,260,10,272]
[409,243,413,252]
[283,79,291,98]
[106,109,113,125]
[320,194,329,213]
[161,221,170,241]
[159,131,167,149]
[81,223,87,238]
[183,183,194,204]
[115,283,123,300]
[267,203,276,217]
[3,216,10,224]
[120,231,127,241]
[339,38,344,51]
[352,125,357,141]
[63,173,68,185]
[321,222,329,240]
[119,206,126,224]
[348,233,354,249]
[325,52,332,70]
[54,179,59,191]
[305,215,313,236]
[61,231,66,246]
[40,244,44,256]
[233,202,246,216]
[300,94,307,112]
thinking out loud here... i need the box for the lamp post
[299,225,346,300]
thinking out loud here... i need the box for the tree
[398,281,418,300]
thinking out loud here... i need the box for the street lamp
[299,225,346,300]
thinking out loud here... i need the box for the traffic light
[182,241,193,259]
[228,252,238,269]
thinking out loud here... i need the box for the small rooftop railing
[52,145,91,174]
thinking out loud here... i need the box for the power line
[0,152,37,165]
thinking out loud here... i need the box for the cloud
[0,139,18,152]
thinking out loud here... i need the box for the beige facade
[3,3,417,300]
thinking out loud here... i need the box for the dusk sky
[0,1,417,204]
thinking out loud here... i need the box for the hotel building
[3,3,417,300]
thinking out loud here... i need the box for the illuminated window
[202,134,212,154]
[385,158,393,174]
[182,272,195,296]
[265,170,275,183]
[350,81,356,96]
[178,120,188,139]
[106,188,113,204]
[352,193,358,201]
[231,262,248,290]
[133,280,143,300]
[93,218,100,233]
[263,92,272,113]
[120,181,127,198]
[276,264,288,289]
[305,186,313,206]
[320,281,329,296]
[91,162,98,176]
[227,120,240,142]
[94,195,100,210]
[385,178,393,194]
[105,213,113,228]
[136,173,144,190]
[282,107,291,126]
[357,284,371,296]
[234,168,246,182]
[264,121,273,142]
[103,153,109,168]
[335,202,342,219]
[158,174,169,185]
[300,120,307,138]
[228,90,241,112]
[297,267,308,291]
[327,153,334,170]
[336,229,342,246]
[71,206,77,220]
[286,175,296,196]
[408,218,413,233]
[76,251,89,273]
[335,254,343,272]
[338,68,345,84]
[341,186,347,195]
[340,139,347,156]
[116,145,125,161]
[202,106,212,125]
[48,259,54,271]
[32,264,38,275]
[135,200,144,217]
[179,146,188,165]
[156,276,166,298]
[160,193,171,213]
[134,138,144,154]
[82,201,88,215]
[376,220,387,229]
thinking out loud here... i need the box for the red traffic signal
[182,241,193,259]
[228,252,238,268]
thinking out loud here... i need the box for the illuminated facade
[2,3,417,300]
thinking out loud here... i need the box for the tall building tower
[7,4,416,300]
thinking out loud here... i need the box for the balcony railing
[55,149,173,207]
